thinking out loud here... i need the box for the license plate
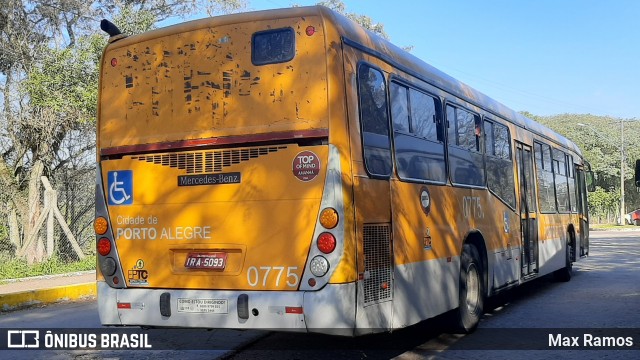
[184,252,227,270]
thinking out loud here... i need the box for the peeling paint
[102,14,328,146]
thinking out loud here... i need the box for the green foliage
[318,0,389,39]
[0,255,96,280]
[528,113,640,222]
[588,186,619,218]
[113,6,157,36]
[22,36,102,123]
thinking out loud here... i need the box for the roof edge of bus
[104,6,326,50]
[319,6,583,156]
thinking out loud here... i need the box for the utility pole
[620,119,625,224]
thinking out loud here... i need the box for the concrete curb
[0,282,96,312]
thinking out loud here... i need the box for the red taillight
[317,233,336,254]
[98,237,111,256]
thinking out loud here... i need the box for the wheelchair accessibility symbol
[108,170,133,205]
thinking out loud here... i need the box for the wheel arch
[464,230,489,297]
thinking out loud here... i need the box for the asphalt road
[223,230,640,359]
[0,230,638,359]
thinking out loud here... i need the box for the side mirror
[635,159,640,188]
[586,170,595,192]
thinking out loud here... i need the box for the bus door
[516,143,538,277]
[346,52,394,332]
[576,166,589,256]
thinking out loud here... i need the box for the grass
[590,223,639,230]
[0,255,95,281]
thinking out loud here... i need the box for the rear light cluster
[95,216,119,281]
[308,208,339,281]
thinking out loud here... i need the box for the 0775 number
[247,266,299,288]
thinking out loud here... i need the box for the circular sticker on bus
[292,151,321,182]
[420,187,431,216]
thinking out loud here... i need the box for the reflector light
[111,58,117,67]
[117,303,131,309]
[97,237,111,256]
[285,306,304,314]
[319,208,338,229]
[94,217,108,235]
[305,26,315,36]
[309,256,329,277]
[308,278,317,287]
[317,233,336,254]
[113,276,119,284]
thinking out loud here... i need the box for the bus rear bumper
[98,281,356,335]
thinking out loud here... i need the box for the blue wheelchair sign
[108,170,133,205]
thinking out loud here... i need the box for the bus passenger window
[447,104,485,186]
[534,141,557,213]
[485,120,515,208]
[567,155,577,213]
[358,65,392,177]
[410,89,439,141]
[553,149,570,213]
[391,82,446,183]
[390,83,409,132]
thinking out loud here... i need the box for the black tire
[554,234,573,282]
[455,243,484,333]
[634,219,640,226]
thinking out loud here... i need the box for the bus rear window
[252,28,295,65]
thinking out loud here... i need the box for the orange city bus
[94,6,592,336]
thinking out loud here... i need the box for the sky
[174,0,640,119]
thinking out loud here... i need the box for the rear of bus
[95,7,356,334]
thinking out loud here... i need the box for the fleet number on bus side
[247,266,299,288]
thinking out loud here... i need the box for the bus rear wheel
[455,243,484,333]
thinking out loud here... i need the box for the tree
[0,0,246,263]
[528,112,640,222]
[317,0,389,39]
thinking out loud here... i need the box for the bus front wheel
[455,243,484,333]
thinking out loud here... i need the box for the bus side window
[551,149,569,213]
[484,120,515,208]
[390,82,446,183]
[357,64,392,177]
[534,141,557,213]
[446,104,485,186]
